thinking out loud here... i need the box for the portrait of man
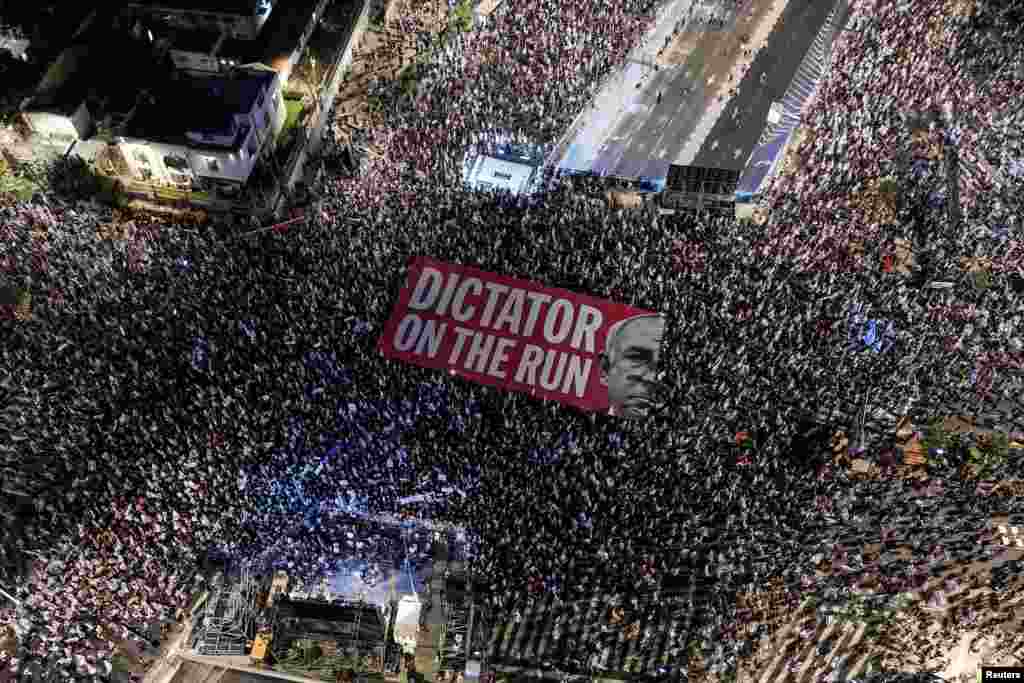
[599,313,666,418]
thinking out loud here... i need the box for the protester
[1,0,1023,680]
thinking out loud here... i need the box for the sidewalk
[178,654,327,683]
[289,0,374,199]
[142,617,195,683]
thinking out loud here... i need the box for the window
[164,155,189,171]
[132,150,150,165]
[493,171,512,180]
[257,91,264,108]
[263,110,270,128]
[207,158,221,172]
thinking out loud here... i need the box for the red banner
[379,257,664,418]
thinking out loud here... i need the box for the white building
[115,67,286,191]
[21,42,286,191]
[5,0,343,210]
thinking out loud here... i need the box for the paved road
[689,0,842,171]
[560,0,840,181]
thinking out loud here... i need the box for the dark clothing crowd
[1,0,1024,681]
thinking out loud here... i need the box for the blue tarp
[847,303,896,354]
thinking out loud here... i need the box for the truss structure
[437,592,470,674]
[270,596,388,676]
[191,565,258,655]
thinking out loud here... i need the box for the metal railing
[192,566,258,656]
[753,0,851,196]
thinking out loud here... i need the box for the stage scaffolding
[270,597,389,677]
[191,565,259,655]
[437,595,470,673]
[437,557,486,676]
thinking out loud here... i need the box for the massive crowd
[2,0,1024,681]
[760,0,1024,273]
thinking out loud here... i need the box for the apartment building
[140,0,329,83]
[6,0,346,205]
[114,68,286,194]
[16,8,287,185]
[124,0,278,42]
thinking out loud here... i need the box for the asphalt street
[567,0,841,180]
[690,0,841,171]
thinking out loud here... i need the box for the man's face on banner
[600,315,665,418]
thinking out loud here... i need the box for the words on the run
[379,256,665,418]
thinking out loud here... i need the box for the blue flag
[191,337,210,372]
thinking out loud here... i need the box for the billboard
[379,257,665,418]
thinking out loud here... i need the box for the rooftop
[123,69,275,148]
[0,49,49,96]
[26,27,166,118]
[218,0,320,69]
[125,0,269,18]
[277,597,384,623]
[275,598,387,642]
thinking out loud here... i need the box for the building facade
[125,0,278,41]
[116,69,287,191]
[3,0,360,216]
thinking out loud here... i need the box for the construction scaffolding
[437,595,470,674]
[270,597,389,678]
[191,566,259,655]
[436,550,483,676]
